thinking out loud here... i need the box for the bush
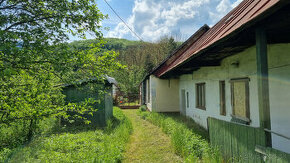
[139,105,147,111]
[137,108,223,162]
[5,107,133,162]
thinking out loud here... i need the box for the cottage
[141,0,290,160]
[140,25,209,112]
[62,76,116,127]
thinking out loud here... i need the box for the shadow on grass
[45,115,121,136]
[2,108,128,163]
[159,112,209,141]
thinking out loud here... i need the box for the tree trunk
[27,119,35,142]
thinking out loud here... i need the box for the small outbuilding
[62,76,116,127]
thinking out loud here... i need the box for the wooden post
[256,27,271,147]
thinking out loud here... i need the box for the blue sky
[70,0,243,42]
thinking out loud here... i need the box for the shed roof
[61,76,117,88]
[154,0,288,78]
[105,75,117,85]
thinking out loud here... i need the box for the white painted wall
[268,44,290,154]
[180,46,259,128]
[146,78,153,111]
[112,84,117,97]
[146,75,179,112]
[179,43,290,153]
[155,76,180,112]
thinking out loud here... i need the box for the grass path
[122,109,183,163]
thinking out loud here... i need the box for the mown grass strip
[122,109,183,163]
[137,106,223,162]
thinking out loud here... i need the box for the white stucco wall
[146,75,179,112]
[179,43,290,153]
[180,46,259,128]
[146,76,157,112]
[146,78,152,111]
[155,76,180,112]
[267,44,290,153]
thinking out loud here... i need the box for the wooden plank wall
[208,117,290,162]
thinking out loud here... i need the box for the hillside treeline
[71,37,182,95]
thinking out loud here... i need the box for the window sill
[231,114,251,125]
[220,113,226,116]
[196,106,206,110]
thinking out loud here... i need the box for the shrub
[137,108,223,162]
[139,105,147,111]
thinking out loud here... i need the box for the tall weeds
[4,107,133,162]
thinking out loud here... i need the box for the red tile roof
[155,0,283,78]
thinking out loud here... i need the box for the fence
[116,93,140,109]
[208,117,290,162]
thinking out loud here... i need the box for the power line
[103,0,144,41]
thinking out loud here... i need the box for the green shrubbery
[0,117,58,162]
[2,107,132,162]
[137,106,223,162]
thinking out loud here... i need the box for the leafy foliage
[0,0,123,155]
[112,65,146,96]
[112,36,180,95]
[70,36,181,95]
[70,38,142,51]
[0,0,119,122]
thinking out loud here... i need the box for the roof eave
[159,0,289,78]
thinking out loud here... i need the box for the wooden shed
[62,76,116,127]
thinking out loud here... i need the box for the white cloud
[216,0,232,13]
[107,0,243,42]
[231,0,243,8]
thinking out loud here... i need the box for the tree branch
[4,16,55,31]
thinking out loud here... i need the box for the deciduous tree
[0,0,121,140]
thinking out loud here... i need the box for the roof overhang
[158,0,290,78]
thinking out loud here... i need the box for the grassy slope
[122,109,183,163]
[7,107,132,163]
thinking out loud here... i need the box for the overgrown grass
[137,106,223,162]
[4,107,132,162]
[0,117,58,162]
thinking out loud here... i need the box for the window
[186,92,189,108]
[181,89,186,115]
[219,81,226,116]
[230,78,250,123]
[196,83,206,110]
[147,79,150,102]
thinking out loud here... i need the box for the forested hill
[70,37,182,67]
[69,38,143,51]
[70,37,182,95]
